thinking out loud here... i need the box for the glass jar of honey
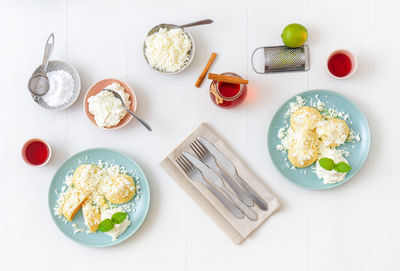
[209,72,247,108]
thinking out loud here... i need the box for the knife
[198,136,268,211]
[183,152,258,221]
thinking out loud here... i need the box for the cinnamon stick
[195,52,217,87]
[208,73,249,85]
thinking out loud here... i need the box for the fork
[190,140,254,207]
[176,155,244,219]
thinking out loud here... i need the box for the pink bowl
[84,79,137,130]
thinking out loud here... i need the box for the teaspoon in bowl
[179,19,213,28]
[103,89,152,132]
[146,19,213,36]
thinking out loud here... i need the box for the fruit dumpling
[316,118,349,147]
[82,199,102,232]
[290,106,322,131]
[72,164,100,194]
[288,129,319,168]
[62,188,88,221]
[102,174,136,204]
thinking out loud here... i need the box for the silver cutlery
[197,136,268,211]
[190,140,254,207]
[183,152,258,221]
[103,89,152,131]
[176,155,244,219]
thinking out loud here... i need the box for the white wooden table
[1,0,399,270]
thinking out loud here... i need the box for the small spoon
[179,19,213,28]
[28,33,55,97]
[103,89,152,132]
[146,19,213,36]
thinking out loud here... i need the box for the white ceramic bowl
[31,60,81,110]
[143,24,195,74]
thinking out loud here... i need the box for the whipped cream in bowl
[84,79,137,130]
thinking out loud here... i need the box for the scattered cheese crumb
[72,223,86,234]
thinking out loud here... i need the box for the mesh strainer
[251,45,310,73]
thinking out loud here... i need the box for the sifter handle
[40,33,54,74]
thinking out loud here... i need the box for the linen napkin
[160,123,280,244]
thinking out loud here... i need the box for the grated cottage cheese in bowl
[88,82,131,128]
[144,27,193,73]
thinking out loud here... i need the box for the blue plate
[48,148,150,247]
[268,90,370,190]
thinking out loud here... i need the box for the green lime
[281,23,308,48]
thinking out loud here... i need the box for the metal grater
[251,45,310,73]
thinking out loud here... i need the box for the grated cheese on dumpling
[316,118,349,147]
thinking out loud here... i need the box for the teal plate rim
[48,148,150,247]
[267,89,371,190]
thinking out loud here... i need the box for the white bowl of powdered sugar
[31,60,81,111]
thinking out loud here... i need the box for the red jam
[328,53,353,77]
[209,73,247,108]
[24,140,49,165]
[218,82,241,98]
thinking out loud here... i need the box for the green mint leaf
[334,162,352,173]
[319,157,335,171]
[98,219,114,232]
[111,212,127,224]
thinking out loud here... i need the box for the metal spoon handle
[234,174,268,211]
[179,19,213,28]
[221,186,258,221]
[40,33,54,74]
[125,107,152,131]
[202,180,243,219]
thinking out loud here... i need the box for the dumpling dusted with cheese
[316,118,349,147]
[288,129,319,168]
[290,106,322,131]
[72,164,100,194]
[62,188,88,221]
[102,174,136,204]
[82,200,101,232]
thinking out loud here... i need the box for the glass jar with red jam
[209,72,247,108]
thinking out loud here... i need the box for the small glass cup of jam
[209,72,247,108]
[22,138,52,167]
[326,49,357,79]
